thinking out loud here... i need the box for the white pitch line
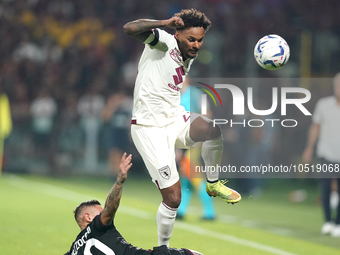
[5,174,297,255]
[190,207,293,237]
[6,174,94,203]
[175,221,296,255]
[119,205,154,220]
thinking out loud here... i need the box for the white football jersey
[313,96,340,162]
[132,29,194,127]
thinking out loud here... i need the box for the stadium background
[1,0,339,175]
[1,0,340,254]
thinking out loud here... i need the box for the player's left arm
[123,17,184,43]
[100,153,132,226]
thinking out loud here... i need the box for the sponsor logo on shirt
[168,83,180,91]
[169,48,182,64]
[71,226,91,255]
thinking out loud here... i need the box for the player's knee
[209,124,221,139]
[191,119,221,141]
[163,194,181,209]
[191,118,221,141]
[201,121,221,140]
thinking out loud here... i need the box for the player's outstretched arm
[100,153,132,226]
[123,17,184,43]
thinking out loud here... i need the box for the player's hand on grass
[117,153,132,184]
[165,17,184,29]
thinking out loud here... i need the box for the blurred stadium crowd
[1,0,340,178]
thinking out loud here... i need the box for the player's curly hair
[173,9,211,32]
[74,200,101,222]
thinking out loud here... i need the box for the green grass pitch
[0,174,339,255]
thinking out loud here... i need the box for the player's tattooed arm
[123,17,184,42]
[100,153,132,226]
[123,19,162,42]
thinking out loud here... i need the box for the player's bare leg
[157,180,181,246]
[190,116,241,204]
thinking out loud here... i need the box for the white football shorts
[131,111,200,189]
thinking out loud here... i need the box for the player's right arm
[123,17,184,43]
[100,153,132,226]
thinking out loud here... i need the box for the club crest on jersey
[158,165,171,180]
[169,48,182,64]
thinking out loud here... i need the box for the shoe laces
[220,179,229,185]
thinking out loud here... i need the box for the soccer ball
[254,34,290,70]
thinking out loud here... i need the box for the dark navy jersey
[65,214,151,255]
[64,214,194,255]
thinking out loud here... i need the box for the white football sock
[156,202,177,247]
[201,135,223,182]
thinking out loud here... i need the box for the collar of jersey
[173,35,197,70]
[175,48,196,73]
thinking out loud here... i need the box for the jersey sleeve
[94,213,114,231]
[145,29,174,52]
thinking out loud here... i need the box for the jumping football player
[123,8,241,247]
[64,153,203,255]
